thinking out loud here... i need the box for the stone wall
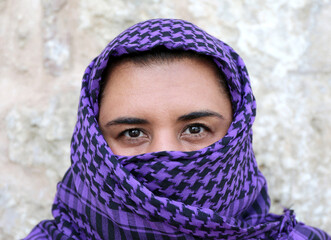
[0,0,330,238]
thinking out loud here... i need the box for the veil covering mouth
[24,18,331,240]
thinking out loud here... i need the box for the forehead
[99,58,230,120]
[104,57,221,97]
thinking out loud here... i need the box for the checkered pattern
[25,19,330,240]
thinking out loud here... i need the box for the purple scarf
[25,19,330,240]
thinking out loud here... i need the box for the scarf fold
[25,18,330,240]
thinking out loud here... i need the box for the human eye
[181,123,211,139]
[118,128,147,139]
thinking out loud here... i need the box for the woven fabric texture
[24,19,330,240]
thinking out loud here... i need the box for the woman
[25,19,330,239]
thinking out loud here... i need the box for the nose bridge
[148,129,180,152]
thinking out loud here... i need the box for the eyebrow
[105,117,149,127]
[105,110,224,127]
[177,110,224,121]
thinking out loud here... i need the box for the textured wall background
[0,0,330,238]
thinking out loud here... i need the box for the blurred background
[0,0,330,238]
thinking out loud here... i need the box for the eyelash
[118,128,146,138]
[117,123,211,139]
[182,123,211,135]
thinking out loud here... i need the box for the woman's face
[99,57,233,156]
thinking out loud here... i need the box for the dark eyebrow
[105,117,149,127]
[177,110,224,122]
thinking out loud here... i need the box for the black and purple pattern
[25,19,330,240]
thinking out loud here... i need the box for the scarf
[25,18,330,240]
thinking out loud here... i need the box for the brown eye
[117,128,149,145]
[125,129,142,138]
[182,124,210,136]
[188,125,202,134]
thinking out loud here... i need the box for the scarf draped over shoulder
[25,18,330,240]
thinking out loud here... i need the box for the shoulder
[289,223,331,240]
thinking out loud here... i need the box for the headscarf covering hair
[25,18,330,240]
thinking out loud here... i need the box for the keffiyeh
[25,19,330,240]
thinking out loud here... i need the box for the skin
[98,58,233,156]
